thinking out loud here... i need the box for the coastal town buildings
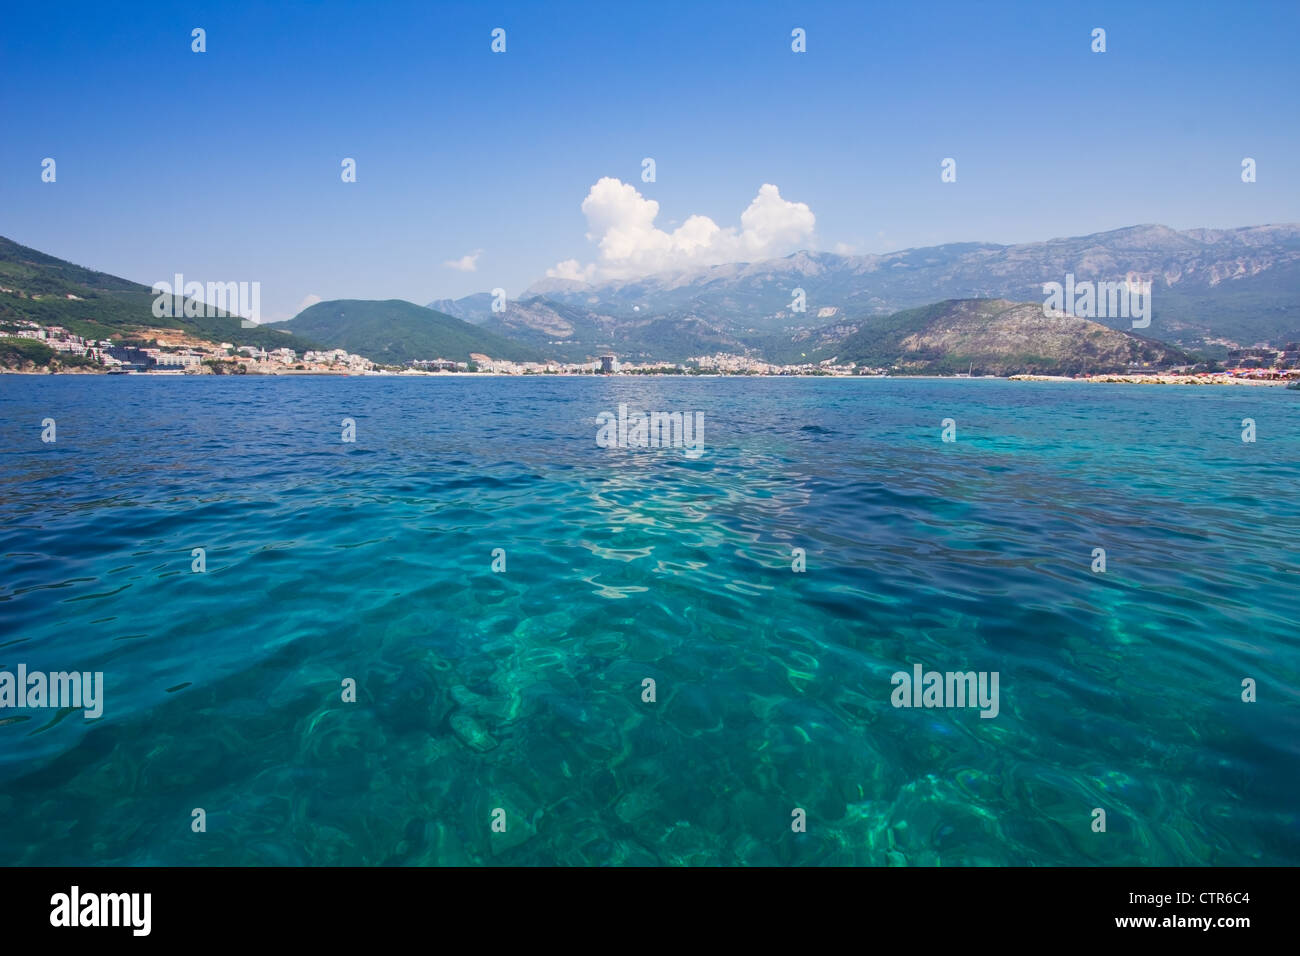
[6,317,1300,379]
[0,320,375,374]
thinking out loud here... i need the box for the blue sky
[2,0,1297,320]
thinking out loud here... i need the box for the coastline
[3,368,1296,385]
[1010,373,1293,386]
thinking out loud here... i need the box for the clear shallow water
[0,375,1297,866]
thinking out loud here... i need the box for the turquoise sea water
[0,376,1297,866]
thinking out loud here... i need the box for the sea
[0,375,1297,865]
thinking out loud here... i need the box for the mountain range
[3,222,1295,374]
[434,223,1300,356]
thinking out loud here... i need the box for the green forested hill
[0,236,318,351]
[273,299,542,364]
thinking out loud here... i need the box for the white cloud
[297,294,322,311]
[548,258,592,282]
[547,178,815,281]
[443,249,483,272]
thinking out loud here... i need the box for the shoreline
[1009,373,1293,387]
[2,369,1295,386]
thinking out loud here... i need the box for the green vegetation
[0,236,321,352]
[0,336,55,368]
[275,299,543,364]
[1147,263,1300,352]
[0,336,100,371]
